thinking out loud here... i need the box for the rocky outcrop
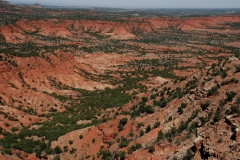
[226,114,240,141]
[30,3,42,9]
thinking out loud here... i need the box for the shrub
[128,146,134,154]
[53,155,61,160]
[230,105,240,115]
[115,151,126,160]
[146,125,151,133]
[49,107,57,112]
[69,148,76,154]
[167,137,173,142]
[207,86,218,97]
[145,105,154,114]
[128,143,142,154]
[181,103,187,108]
[221,78,238,85]
[160,97,167,107]
[155,97,168,108]
[211,63,217,69]
[142,97,148,102]
[160,90,165,96]
[148,146,155,153]
[157,130,164,142]
[118,124,124,131]
[217,138,223,143]
[135,143,142,149]
[226,91,236,101]
[140,130,144,137]
[63,146,68,152]
[219,99,227,107]
[136,122,144,129]
[129,131,134,137]
[114,133,118,138]
[213,107,221,122]
[107,141,114,146]
[178,103,188,114]
[189,121,198,133]
[178,107,183,114]
[235,65,240,73]
[154,122,160,128]
[54,146,62,154]
[16,152,21,157]
[225,109,231,115]
[11,127,19,132]
[221,70,227,78]
[0,126,3,134]
[150,94,157,99]
[119,137,129,148]
[2,148,12,155]
[98,149,112,159]
[119,118,128,125]
[139,105,154,114]
[200,100,210,111]
[69,140,73,145]
[185,149,195,160]
[178,121,188,133]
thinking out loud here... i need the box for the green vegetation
[97,149,113,159]
[146,125,152,133]
[154,97,167,108]
[235,65,240,73]
[69,148,76,154]
[139,130,144,137]
[207,86,219,97]
[0,126,3,134]
[118,118,128,131]
[119,136,130,148]
[154,122,161,128]
[53,155,61,160]
[159,109,200,142]
[77,87,132,110]
[226,105,240,115]
[213,107,221,122]
[114,151,126,160]
[200,101,210,111]
[148,146,155,153]
[119,118,128,126]
[130,104,154,118]
[182,149,195,160]
[156,130,164,142]
[199,109,213,126]
[178,103,188,114]
[54,146,62,154]
[226,91,236,101]
[136,123,144,129]
[221,78,238,86]
[128,143,142,154]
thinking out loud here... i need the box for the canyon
[0,0,240,159]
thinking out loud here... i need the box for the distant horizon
[6,0,240,9]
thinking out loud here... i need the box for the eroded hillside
[0,1,240,160]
